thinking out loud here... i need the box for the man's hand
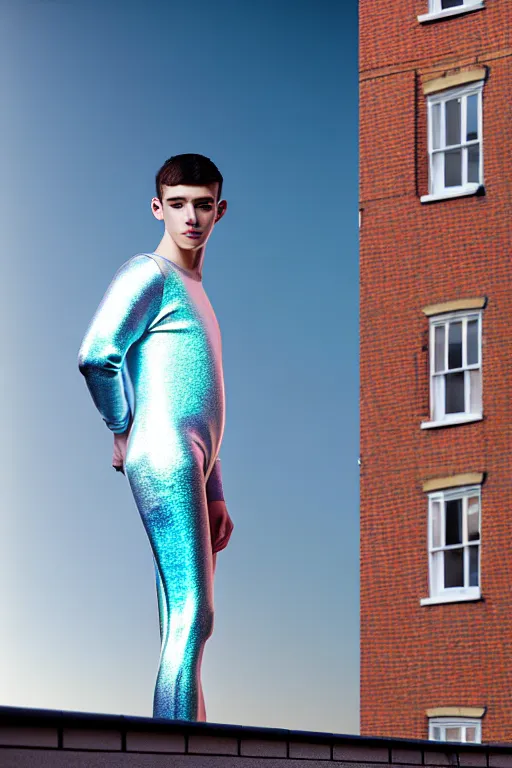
[112,431,130,474]
[207,500,234,553]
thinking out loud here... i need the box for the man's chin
[175,233,210,249]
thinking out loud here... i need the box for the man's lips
[184,230,202,237]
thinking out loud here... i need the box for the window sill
[421,414,482,429]
[418,2,484,23]
[421,184,484,204]
[421,589,481,606]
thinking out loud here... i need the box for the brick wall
[360,0,512,742]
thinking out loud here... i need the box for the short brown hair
[155,153,223,202]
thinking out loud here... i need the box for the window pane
[469,546,479,586]
[446,499,462,545]
[446,727,462,742]
[445,149,462,187]
[442,0,464,7]
[432,551,443,594]
[445,548,464,587]
[467,319,479,365]
[432,103,441,150]
[433,726,442,741]
[435,325,445,372]
[466,727,477,743]
[467,94,478,141]
[433,374,444,420]
[467,497,480,541]
[446,98,461,146]
[432,500,442,548]
[448,322,463,368]
[469,369,482,414]
[445,372,465,413]
[468,145,480,183]
[432,152,443,193]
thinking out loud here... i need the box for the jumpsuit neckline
[145,252,202,282]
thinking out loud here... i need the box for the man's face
[151,182,226,250]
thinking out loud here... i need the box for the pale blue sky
[0,0,359,734]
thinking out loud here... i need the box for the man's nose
[185,204,197,224]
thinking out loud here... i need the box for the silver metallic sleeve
[77,254,164,433]
[205,458,225,502]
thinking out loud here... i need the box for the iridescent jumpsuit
[77,252,230,720]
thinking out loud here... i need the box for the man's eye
[170,203,183,209]
[198,204,213,210]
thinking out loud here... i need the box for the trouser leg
[127,442,214,721]
[154,558,166,645]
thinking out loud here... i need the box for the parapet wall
[0,705,510,767]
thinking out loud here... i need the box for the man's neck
[153,233,205,278]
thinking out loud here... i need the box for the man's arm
[78,254,164,433]
[206,457,225,503]
[206,458,234,553]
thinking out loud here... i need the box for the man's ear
[151,197,164,220]
[215,199,227,223]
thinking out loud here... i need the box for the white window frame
[429,717,482,743]
[421,81,484,203]
[421,485,481,606]
[418,0,484,24]
[421,309,482,429]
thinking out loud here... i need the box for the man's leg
[196,552,217,721]
[155,551,217,722]
[154,558,166,646]
[127,440,215,721]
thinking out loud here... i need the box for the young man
[78,153,233,722]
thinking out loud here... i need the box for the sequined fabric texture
[78,252,226,720]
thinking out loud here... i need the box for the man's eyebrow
[165,196,215,203]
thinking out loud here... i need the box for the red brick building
[359,0,512,744]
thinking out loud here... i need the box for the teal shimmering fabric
[78,252,226,720]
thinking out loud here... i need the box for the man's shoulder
[125,251,155,266]
[118,252,163,274]
[112,253,166,288]
[131,252,174,278]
